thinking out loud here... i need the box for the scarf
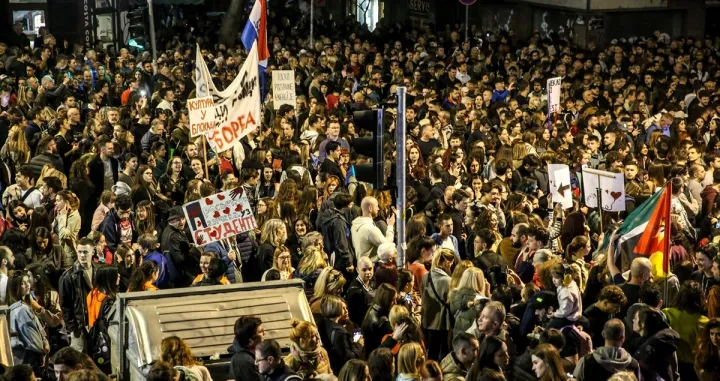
[289,341,325,370]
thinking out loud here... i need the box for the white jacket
[350,216,394,262]
[554,280,582,321]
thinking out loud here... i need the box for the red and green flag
[615,182,672,277]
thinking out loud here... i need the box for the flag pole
[664,182,672,304]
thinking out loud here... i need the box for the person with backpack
[573,319,640,381]
[421,248,456,361]
[138,233,176,289]
[86,265,118,373]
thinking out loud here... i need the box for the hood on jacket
[351,216,374,232]
[228,339,247,355]
[317,206,345,228]
[112,181,132,195]
[592,346,633,373]
[635,327,680,361]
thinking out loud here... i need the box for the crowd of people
[2,3,720,381]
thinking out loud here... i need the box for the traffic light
[127,7,147,50]
[352,109,387,190]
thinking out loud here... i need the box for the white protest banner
[272,70,296,110]
[583,168,626,211]
[204,42,261,152]
[547,77,561,115]
[188,96,217,137]
[183,187,257,246]
[548,163,573,209]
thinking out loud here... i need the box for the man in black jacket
[255,339,302,381]
[59,238,96,352]
[229,316,264,381]
[316,193,355,279]
[88,137,119,201]
[161,207,192,287]
[27,136,63,180]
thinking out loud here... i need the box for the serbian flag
[242,0,270,100]
[615,183,672,277]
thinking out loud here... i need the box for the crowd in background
[2,3,720,381]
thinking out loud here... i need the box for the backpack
[560,324,593,357]
[89,297,115,368]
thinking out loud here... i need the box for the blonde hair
[455,267,486,295]
[389,305,410,328]
[260,219,286,247]
[397,342,424,376]
[288,318,317,344]
[272,245,292,271]
[312,267,346,301]
[298,247,327,274]
[431,248,456,271]
[449,260,474,290]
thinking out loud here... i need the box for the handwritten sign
[272,70,296,110]
[548,163,573,209]
[547,77,561,115]
[203,42,261,152]
[583,168,626,211]
[183,187,257,246]
[188,96,217,137]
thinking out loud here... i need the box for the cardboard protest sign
[188,96,217,137]
[583,168,626,211]
[547,77,561,114]
[183,187,257,245]
[548,163,573,209]
[272,70,296,110]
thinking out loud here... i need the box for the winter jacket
[263,361,303,381]
[449,288,485,339]
[227,340,261,381]
[59,262,96,333]
[361,304,392,356]
[421,268,452,330]
[440,352,469,381]
[143,251,177,289]
[573,346,640,381]
[203,241,238,284]
[316,205,354,271]
[318,318,362,375]
[634,328,681,381]
[346,278,375,326]
[160,224,192,288]
[662,307,709,365]
[99,209,137,253]
[27,152,63,180]
[91,203,111,231]
[282,346,332,378]
[350,216,394,262]
[53,210,81,269]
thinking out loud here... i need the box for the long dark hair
[127,260,158,292]
[467,335,505,379]
[697,318,720,373]
[95,265,119,299]
[26,263,55,307]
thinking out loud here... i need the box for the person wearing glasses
[255,339,302,381]
[262,246,295,281]
[58,237,97,352]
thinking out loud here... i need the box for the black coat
[318,318,362,375]
[58,262,96,333]
[316,207,354,271]
[160,224,192,288]
[345,278,374,326]
[228,340,261,381]
[88,155,119,200]
[361,304,392,356]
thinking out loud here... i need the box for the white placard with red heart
[583,167,626,212]
[182,187,257,245]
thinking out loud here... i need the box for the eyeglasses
[254,357,269,365]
